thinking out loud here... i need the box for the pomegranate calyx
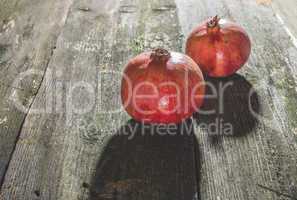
[150,48,171,63]
[207,15,220,28]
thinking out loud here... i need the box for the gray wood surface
[176,0,297,199]
[272,0,297,45]
[0,0,199,199]
[0,0,73,186]
[0,0,297,199]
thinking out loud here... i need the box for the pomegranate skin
[186,16,251,77]
[121,49,205,124]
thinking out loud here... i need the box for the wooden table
[1,0,297,199]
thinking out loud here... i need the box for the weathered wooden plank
[0,0,199,199]
[272,0,297,47]
[0,0,73,185]
[175,0,297,199]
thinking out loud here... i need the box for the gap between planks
[0,0,74,190]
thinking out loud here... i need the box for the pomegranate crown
[150,48,171,62]
[207,15,220,28]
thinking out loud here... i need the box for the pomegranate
[186,16,251,77]
[121,48,205,124]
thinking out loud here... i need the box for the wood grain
[0,0,199,199]
[0,0,73,186]
[272,0,297,46]
[176,0,297,199]
[1,0,297,199]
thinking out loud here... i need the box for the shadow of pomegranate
[193,74,261,143]
[89,119,200,200]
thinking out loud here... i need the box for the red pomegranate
[186,16,251,77]
[121,48,205,124]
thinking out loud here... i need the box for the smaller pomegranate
[186,16,251,77]
[121,48,205,124]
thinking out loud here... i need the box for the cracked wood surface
[0,0,297,199]
[0,0,73,186]
[176,0,297,199]
[1,0,198,199]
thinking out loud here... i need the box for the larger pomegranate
[121,48,205,124]
[186,16,251,77]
